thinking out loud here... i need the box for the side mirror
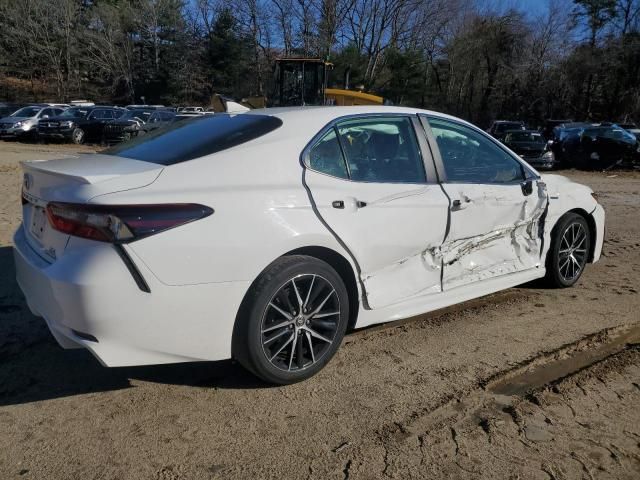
[42,115,49,119]
[521,179,533,196]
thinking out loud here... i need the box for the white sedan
[14,106,605,384]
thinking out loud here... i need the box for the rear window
[105,114,283,165]
[496,122,523,132]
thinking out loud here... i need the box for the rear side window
[106,114,283,165]
[305,116,427,184]
[308,129,349,179]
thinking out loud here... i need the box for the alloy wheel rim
[260,274,340,372]
[558,222,587,282]
[74,130,84,143]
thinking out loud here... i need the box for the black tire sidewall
[547,213,591,288]
[236,255,349,385]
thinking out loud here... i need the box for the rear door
[303,114,450,309]
[421,115,548,290]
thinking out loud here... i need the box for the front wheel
[545,213,591,288]
[234,255,349,385]
[71,127,85,145]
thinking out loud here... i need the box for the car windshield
[105,113,284,165]
[120,110,153,121]
[60,107,90,118]
[496,122,523,132]
[11,106,42,117]
[506,131,544,143]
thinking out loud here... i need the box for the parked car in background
[176,106,204,113]
[69,100,95,107]
[562,124,639,169]
[0,102,24,118]
[0,105,65,139]
[619,122,640,137]
[104,109,176,144]
[103,108,156,144]
[487,120,525,140]
[125,104,165,110]
[14,106,605,384]
[502,130,557,170]
[38,106,125,144]
[139,110,176,134]
[542,119,573,140]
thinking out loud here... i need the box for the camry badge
[23,173,33,190]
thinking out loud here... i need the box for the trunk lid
[21,153,163,262]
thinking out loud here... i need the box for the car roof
[505,129,541,134]
[244,105,477,130]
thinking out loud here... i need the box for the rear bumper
[13,226,250,366]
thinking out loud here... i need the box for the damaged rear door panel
[303,115,450,309]
[421,116,549,290]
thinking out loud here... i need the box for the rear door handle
[451,197,472,211]
[332,198,367,210]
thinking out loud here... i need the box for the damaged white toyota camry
[14,106,605,384]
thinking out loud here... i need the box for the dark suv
[103,109,176,144]
[487,120,526,140]
[37,106,125,144]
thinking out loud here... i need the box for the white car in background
[14,106,605,384]
[0,105,65,139]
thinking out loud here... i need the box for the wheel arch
[284,246,360,330]
[567,208,597,263]
[551,208,597,263]
[230,246,361,362]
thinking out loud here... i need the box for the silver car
[0,105,65,139]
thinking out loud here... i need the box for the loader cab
[273,58,332,107]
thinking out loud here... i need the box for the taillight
[45,203,213,243]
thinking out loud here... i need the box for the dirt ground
[0,141,639,480]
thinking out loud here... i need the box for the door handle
[451,197,472,211]
[332,198,367,210]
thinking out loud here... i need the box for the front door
[303,115,450,309]
[421,115,548,290]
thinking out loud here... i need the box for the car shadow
[0,246,269,407]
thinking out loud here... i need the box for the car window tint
[336,117,426,183]
[105,113,283,165]
[428,117,525,183]
[307,128,349,179]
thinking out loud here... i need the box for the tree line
[0,0,639,127]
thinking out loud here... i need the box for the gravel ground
[0,141,638,479]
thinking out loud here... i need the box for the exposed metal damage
[361,181,549,308]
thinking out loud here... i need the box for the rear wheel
[234,255,349,384]
[71,127,85,145]
[545,213,591,288]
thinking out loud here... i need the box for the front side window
[427,117,525,183]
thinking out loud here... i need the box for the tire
[544,213,591,288]
[71,127,85,145]
[233,255,349,385]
